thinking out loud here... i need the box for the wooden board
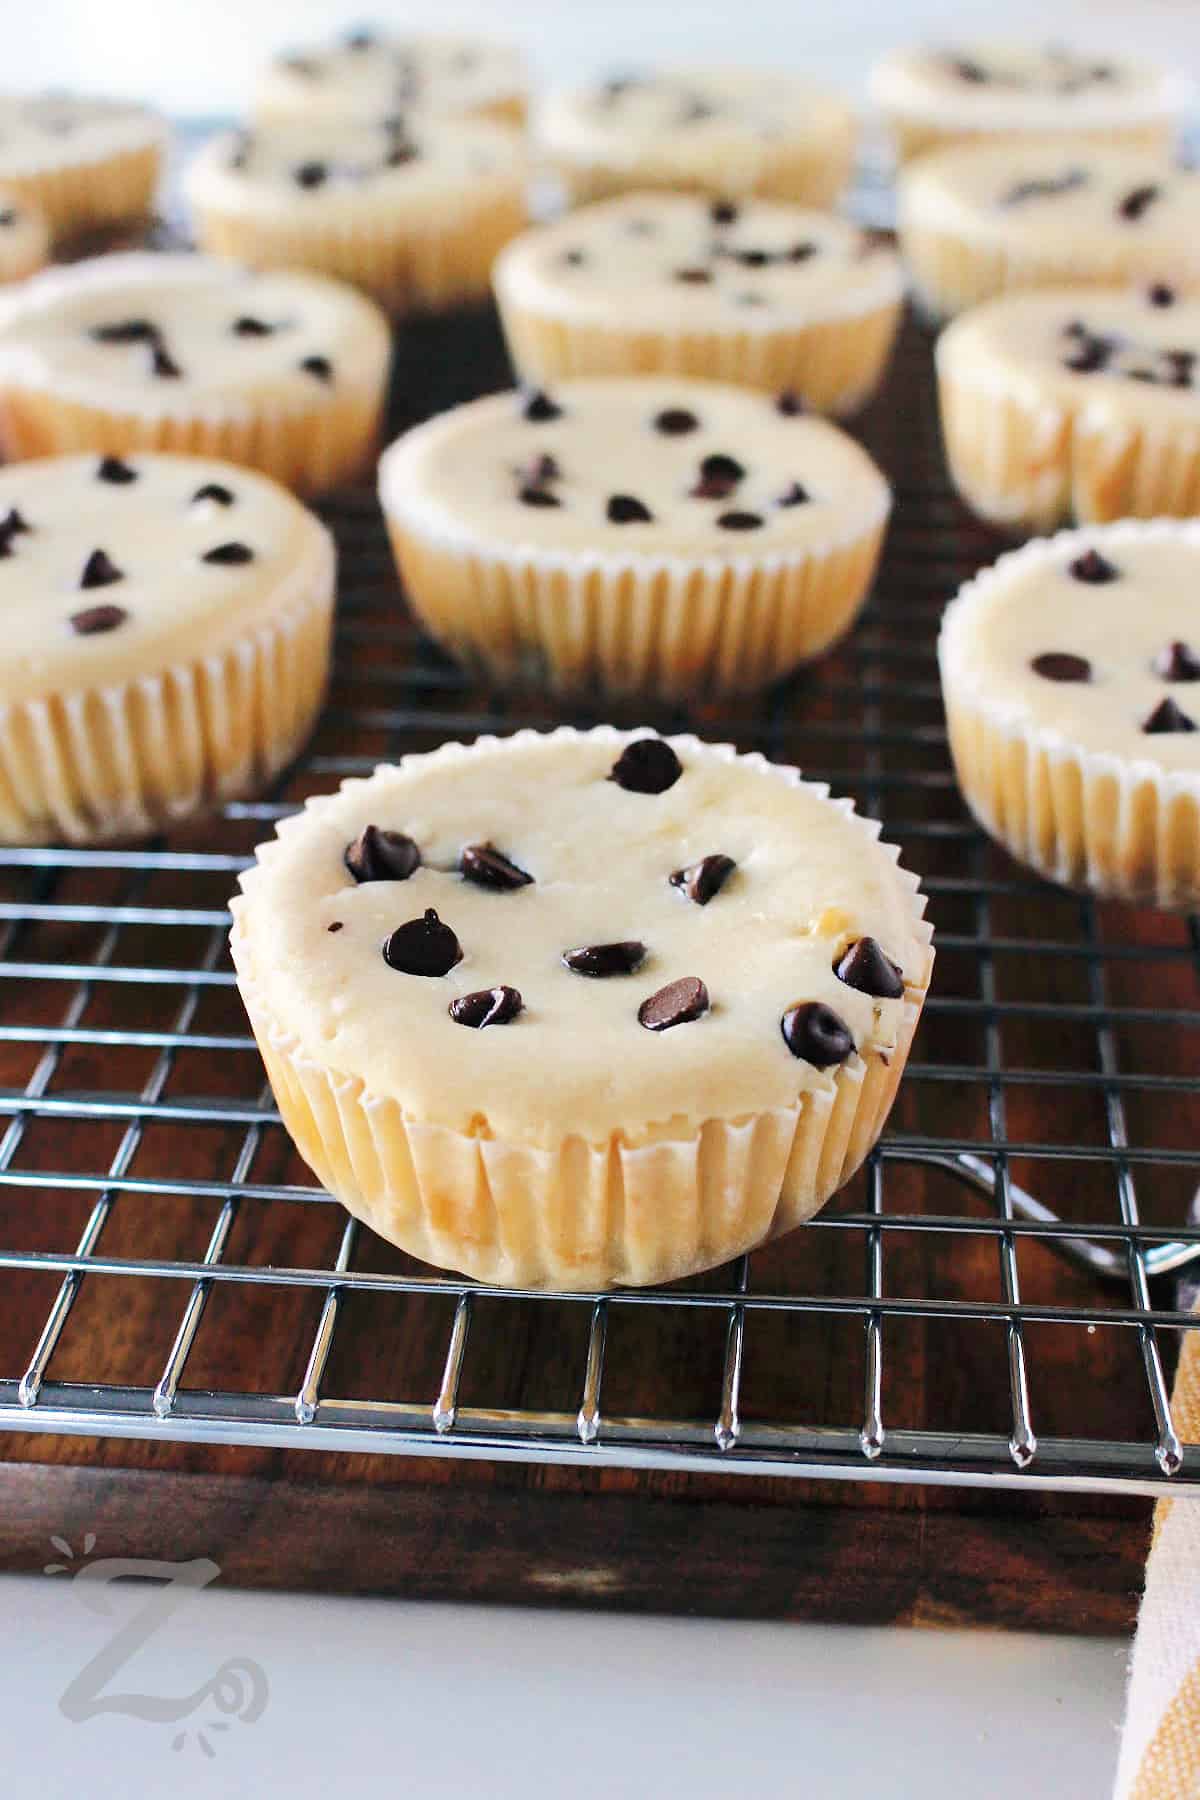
[0,301,1192,1633]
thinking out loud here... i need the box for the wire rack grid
[0,273,1198,1500]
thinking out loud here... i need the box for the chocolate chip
[201,541,254,565]
[717,510,763,530]
[69,602,128,635]
[79,548,123,589]
[607,494,654,524]
[638,975,710,1031]
[519,485,561,508]
[521,389,562,422]
[1031,652,1092,682]
[610,737,682,794]
[1062,334,1112,374]
[460,843,534,890]
[384,141,418,168]
[777,482,809,507]
[233,315,275,336]
[97,455,137,485]
[520,453,561,486]
[561,248,586,266]
[1148,283,1176,308]
[345,825,421,883]
[295,161,328,189]
[701,453,745,484]
[1069,548,1119,584]
[150,342,182,379]
[1143,696,1197,734]
[710,200,739,225]
[90,318,157,344]
[674,267,713,284]
[1154,640,1200,681]
[669,853,735,905]
[449,985,524,1029]
[834,937,904,999]
[300,355,333,381]
[781,1001,854,1067]
[1002,169,1088,206]
[344,28,376,50]
[0,210,16,228]
[192,482,235,506]
[383,907,462,976]
[562,940,646,977]
[654,408,700,435]
[0,507,32,554]
[951,56,989,84]
[776,390,805,416]
[1119,184,1161,221]
[732,247,770,268]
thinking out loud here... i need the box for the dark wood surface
[0,303,1193,1633]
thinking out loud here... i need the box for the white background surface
[2,3,1190,1794]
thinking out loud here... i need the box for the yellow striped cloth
[1116,1328,1200,1798]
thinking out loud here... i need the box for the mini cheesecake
[0,92,165,243]
[231,728,933,1289]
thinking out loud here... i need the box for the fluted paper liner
[548,127,857,213]
[381,483,890,698]
[494,273,902,417]
[2,135,164,243]
[882,117,1174,168]
[230,729,933,1290]
[936,335,1200,531]
[939,521,1200,908]
[0,527,335,845]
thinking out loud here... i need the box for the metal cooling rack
[0,287,1198,1499]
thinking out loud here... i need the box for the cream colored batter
[233,730,932,1145]
[870,43,1186,136]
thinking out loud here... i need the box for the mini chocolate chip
[1148,283,1176,308]
[701,453,745,484]
[777,482,809,507]
[70,603,127,634]
[201,541,254,565]
[90,318,157,344]
[79,548,123,589]
[670,853,735,905]
[344,28,376,49]
[295,161,328,189]
[951,57,989,84]
[561,248,586,266]
[1031,651,1092,682]
[1069,548,1120,584]
[732,247,769,268]
[562,940,646,977]
[150,342,182,379]
[691,473,739,500]
[638,975,710,1031]
[97,455,137,485]
[1154,640,1200,681]
[607,493,654,524]
[192,482,235,506]
[717,510,763,530]
[519,485,561,508]
[1062,335,1112,374]
[0,506,32,554]
[460,842,534,890]
[300,355,333,381]
[781,1001,854,1067]
[1143,696,1197,734]
[789,240,817,261]
[233,315,275,336]
[521,389,562,422]
[450,985,524,1028]
[345,825,421,884]
[1119,184,1161,221]
[776,390,805,416]
[674,267,713,284]
[521,453,561,485]
[835,937,904,999]
[0,210,15,228]
[710,200,739,225]
[610,737,682,794]
[383,907,462,976]
[654,408,700,435]
[384,141,418,168]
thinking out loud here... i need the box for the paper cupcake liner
[0,530,335,845]
[230,731,933,1289]
[382,503,889,698]
[937,353,1200,531]
[190,184,528,316]
[882,116,1176,168]
[939,521,1200,908]
[548,124,857,212]
[2,139,164,243]
[0,379,386,500]
[494,287,902,418]
[900,213,1200,322]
